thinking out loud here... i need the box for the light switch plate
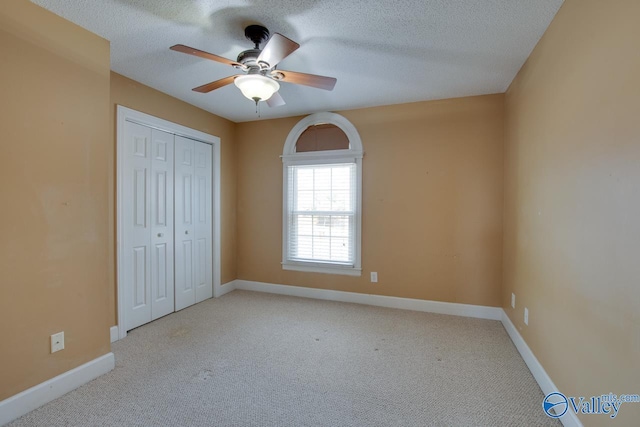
[524,308,529,326]
[370,272,378,283]
[511,293,516,308]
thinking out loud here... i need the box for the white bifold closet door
[174,136,212,311]
[123,122,175,331]
[123,124,212,332]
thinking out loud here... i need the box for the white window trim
[282,112,363,276]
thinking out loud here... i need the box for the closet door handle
[185,230,189,235]
[157,233,163,237]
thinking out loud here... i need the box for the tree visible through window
[282,113,363,276]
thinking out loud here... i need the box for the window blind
[286,163,357,265]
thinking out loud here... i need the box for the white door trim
[116,105,221,340]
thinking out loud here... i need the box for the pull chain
[253,97,261,118]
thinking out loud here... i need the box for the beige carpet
[10,290,559,426]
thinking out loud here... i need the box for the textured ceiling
[31,0,564,122]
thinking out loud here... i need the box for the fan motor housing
[237,49,261,66]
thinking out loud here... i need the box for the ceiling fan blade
[257,33,300,67]
[266,91,286,108]
[192,75,237,93]
[276,70,337,91]
[170,44,240,68]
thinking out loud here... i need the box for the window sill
[282,263,362,277]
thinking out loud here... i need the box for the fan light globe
[234,75,279,102]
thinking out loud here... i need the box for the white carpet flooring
[10,290,559,426]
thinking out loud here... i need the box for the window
[282,113,363,276]
[287,163,356,264]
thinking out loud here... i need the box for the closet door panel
[194,142,213,303]
[123,121,152,331]
[150,129,175,320]
[174,136,196,311]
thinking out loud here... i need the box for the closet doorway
[116,106,221,340]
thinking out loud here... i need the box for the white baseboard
[110,326,119,343]
[231,280,578,424]
[500,311,582,427]
[0,353,115,426]
[233,280,502,320]
[0,285,579,426]
[217,280,237,297]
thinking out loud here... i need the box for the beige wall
[0,0,111,400]
[237,95,504,306]
[109,73,237,325]
[503,0,640,425]
[7,0,637,420]
[0,1,238,400]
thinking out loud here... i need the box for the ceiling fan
[170,25,337,107]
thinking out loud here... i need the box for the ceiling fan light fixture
[234,74,280,102]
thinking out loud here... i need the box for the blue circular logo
[543,392,568,418]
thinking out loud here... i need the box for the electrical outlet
[511,293,516,308]
[524,308,529,326]
[51,332,65,353]
[370,272,378,283]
